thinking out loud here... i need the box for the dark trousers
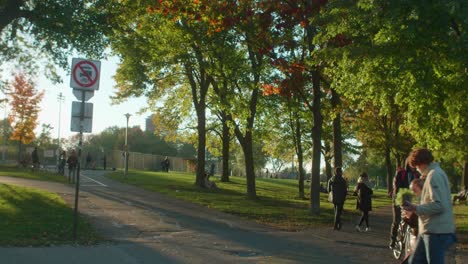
[334,203,344,229]
[410,233,457,264]
[358,210,369,227]
[390,204,402,245]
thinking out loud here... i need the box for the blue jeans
[409,233,457,264]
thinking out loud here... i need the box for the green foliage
[0,0,110,80]
[316,0,468,164]
[395,188,415,206]
[82,126,185,157]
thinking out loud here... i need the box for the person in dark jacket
[67,150,78,183]
[31,147,40,171]
[390,160,420,248]
[328,167,348,230]
[354,172,373,232]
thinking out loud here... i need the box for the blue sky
[29,56,149,139]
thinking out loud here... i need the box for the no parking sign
[70,58,101,90]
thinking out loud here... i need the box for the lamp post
[124,113,131,177]
[57,92,65,170]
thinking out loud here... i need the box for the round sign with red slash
[70,58,101,90]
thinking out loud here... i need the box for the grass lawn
[453,204,468,244]
[0,184,100,246]
[107,170,391,230]
[0,165,67,183]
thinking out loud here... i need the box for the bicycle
[393,220,412,260]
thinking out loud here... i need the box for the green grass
[0,165,67,183]
[453,203,468,244]
[107,170,392,230]
[0,184,100,246]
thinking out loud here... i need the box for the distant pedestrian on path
[354,172,373,232]
[328,167,348,230]
[58,150,66,175]
[402,148,456,264]
[31,147,40,171]
[86,152,92,169]
[102,155,107,170]
[67,150,78,183]
[162,156,170,172]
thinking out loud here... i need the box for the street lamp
[57,92,65,170]
[124,113,131,177]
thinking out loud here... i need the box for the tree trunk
[310,70,322,215]
[242,132,257,199]
[185,61,209,187]
[462,160,468,189]
[195,110,206,187]
[385,145,393,193]
[331,89,342,168]
[221,112,230,182]
[324,142,333,182]
[295,113,305,199]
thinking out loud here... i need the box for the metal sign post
[73,90,86,241]
[70,58,100,241]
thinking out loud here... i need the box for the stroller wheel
[393,241,404,260]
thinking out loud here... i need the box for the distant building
[146,114,155,133]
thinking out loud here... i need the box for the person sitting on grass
[452,186,467,205]
[204,172,218,190]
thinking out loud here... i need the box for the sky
[33,56,149,140]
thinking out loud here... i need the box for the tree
[1,0,109,80]
[8,72,43,161]
[36,123,54,148]
[316,0,467,190]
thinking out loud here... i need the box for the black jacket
[328,175,348,204]
[355,182,373,212]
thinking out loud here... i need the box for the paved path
[0,171,465,264]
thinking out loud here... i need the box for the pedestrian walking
[402,148,457,264]
[162,156,170,172]
[31,147,40,171]
[67,150,78,183]
[58,150,66,175]
[102,155,107,170]
[328,167,348,230]
[354,172,373,232]
[85,152,92,169]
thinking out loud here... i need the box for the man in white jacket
[402,148,457,264]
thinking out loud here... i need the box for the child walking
[354,172,373,232]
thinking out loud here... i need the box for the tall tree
[8,72,43,160]
[1,0,110,80]
[316,0,467,189]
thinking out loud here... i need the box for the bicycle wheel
[392,223,407,260]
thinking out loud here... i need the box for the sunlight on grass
[0,184,100,246]
[107,170,392,230]
[0,165,67,183]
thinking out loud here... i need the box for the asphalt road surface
[0,170,464,264]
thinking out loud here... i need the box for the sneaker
[355,225,362,232]
[365,227,371,232]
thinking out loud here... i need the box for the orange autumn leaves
[8,73,44,144]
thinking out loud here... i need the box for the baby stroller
[393,220,412,260]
